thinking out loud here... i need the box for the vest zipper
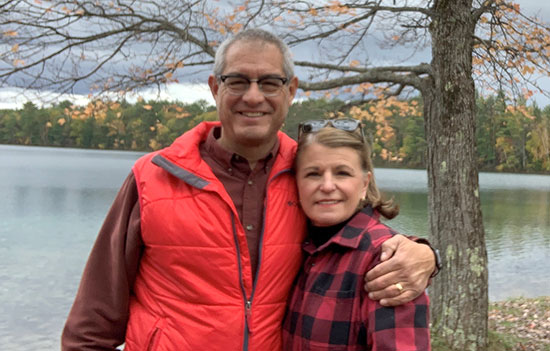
[234,169,292,351]
[245,299,252,329]
[230,212,252,351]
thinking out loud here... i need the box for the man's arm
[61,173,143,351]
[364,234,438,307]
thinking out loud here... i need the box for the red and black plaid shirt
[282,206,431,350]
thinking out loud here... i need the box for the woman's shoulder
[347,207,398,244]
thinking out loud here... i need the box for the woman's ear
[361,171,372,200]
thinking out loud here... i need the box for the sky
[0,84,216,110]
[1,0,549,110]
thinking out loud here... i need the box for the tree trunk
[425,1,489,350]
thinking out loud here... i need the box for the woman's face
[296,142,371,227]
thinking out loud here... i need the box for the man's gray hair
[213,29,294,79]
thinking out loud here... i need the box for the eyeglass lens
[302,119,360,133]
[221,75,286,96]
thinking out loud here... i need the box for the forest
[1,93,549,174]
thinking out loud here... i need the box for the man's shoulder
[275,130,297,162]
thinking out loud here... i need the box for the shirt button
[246,225,254,231]
[227,168,232,172]
[247,180,253,185]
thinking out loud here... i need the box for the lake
[1,144,549,350]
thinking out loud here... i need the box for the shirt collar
[202,126,280,172]
[303,205,379,254]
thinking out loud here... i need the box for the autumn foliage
[2,95,549,173]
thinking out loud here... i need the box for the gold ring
[395,283,404,293]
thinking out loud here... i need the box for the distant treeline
[1,93,549,173]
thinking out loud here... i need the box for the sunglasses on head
[298,119,365,141]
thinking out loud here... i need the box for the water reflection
[378,177,550,302]
[1,145,142,350]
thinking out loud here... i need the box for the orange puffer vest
[125,122,306,351]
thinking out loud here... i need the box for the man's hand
[364,234,435,307]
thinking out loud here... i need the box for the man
[62,29,437,351]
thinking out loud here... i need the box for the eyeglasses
[298,119,365,141]
[218,74,288,97]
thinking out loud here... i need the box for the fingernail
[380,252,387,260]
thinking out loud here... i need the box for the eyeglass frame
[297,119,366,142]
[217,74,289,97]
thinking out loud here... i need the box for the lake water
[1,144,549,350]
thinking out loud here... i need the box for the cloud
[0,83,216,110]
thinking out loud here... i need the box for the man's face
[208,40,298,153]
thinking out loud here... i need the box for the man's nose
[241,81,265,104]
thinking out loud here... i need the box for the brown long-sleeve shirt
[61,127,278,350]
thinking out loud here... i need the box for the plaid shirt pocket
[299,289,364,350]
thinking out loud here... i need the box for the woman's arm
[364,285,431,350]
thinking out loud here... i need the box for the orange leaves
[149,139,161,150]
[505,104,534,120]
[204,4,247,36]
[326,1,352,15]
[143,105,153,110]
[162,103,191,119]
[176,112,191,119]
[230,23,243,34]
[164,61,184,73]
[64,99,127,121]
[3,30,18,37]
[522,89,534,100]
[308,8,318,16]
[349,60,360,67]
[355,83,374,94]
[474,2,550,104]
[520,65,535,75]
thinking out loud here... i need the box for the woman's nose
[319,175,336,192]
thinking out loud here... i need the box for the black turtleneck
[308,215,354,248]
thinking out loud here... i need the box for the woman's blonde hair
[295,126,399,219]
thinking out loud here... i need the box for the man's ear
[287,76,299,104]
[208,75,219,100]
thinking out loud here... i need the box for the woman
[283,119,430,350]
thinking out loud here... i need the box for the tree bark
[425,1,489,350]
